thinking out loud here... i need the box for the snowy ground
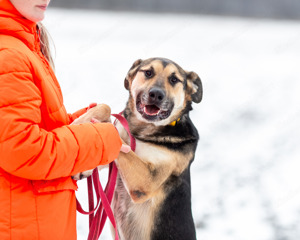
[44,8,300,240]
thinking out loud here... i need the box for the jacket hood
[0,0,38,50]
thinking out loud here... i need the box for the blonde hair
[37,22,55,70]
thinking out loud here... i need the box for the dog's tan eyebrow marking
[140,66,152,71]
[139,64,155,72]
[171,72,180,78]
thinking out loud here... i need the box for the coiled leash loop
[76,113,135,240]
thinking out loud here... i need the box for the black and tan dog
[113,58,203,240]
[72,57,202,239]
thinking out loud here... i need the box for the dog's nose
[148,88,165,103]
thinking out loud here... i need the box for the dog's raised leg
[116,144,192,203]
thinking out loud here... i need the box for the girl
[0,0,128,239]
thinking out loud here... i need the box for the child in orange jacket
[0,0,128,239]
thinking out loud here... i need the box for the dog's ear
[186,71,203,103]
[124,59,143,90]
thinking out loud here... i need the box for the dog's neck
[123,106,198,148]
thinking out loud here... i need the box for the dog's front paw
[71,104,111,125]
[72,169,94,180]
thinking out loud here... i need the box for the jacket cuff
[91,123,122,165]
[67,122,121,175]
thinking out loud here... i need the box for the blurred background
[44,1,300,239]
[50,0,300,20]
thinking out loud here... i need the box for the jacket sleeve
[0,49,122,180]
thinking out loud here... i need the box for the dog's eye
[169,76,179,85]
[144,70,153,78]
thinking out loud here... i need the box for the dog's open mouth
[144,105,160,116]
[136,101,171,121]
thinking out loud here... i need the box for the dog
[72,57,202,240]
[113,57,203,240]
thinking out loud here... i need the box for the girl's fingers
[88,102,97,110]
[120,144,131,153]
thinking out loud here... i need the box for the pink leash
[76,113,135,240]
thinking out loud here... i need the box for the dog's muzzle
[136,87,173,121]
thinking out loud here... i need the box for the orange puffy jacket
[0,0,122,239]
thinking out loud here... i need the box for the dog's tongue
[144,105,160,115]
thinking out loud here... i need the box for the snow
[44,8,300,240]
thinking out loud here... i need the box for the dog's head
[124,58,202,126]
